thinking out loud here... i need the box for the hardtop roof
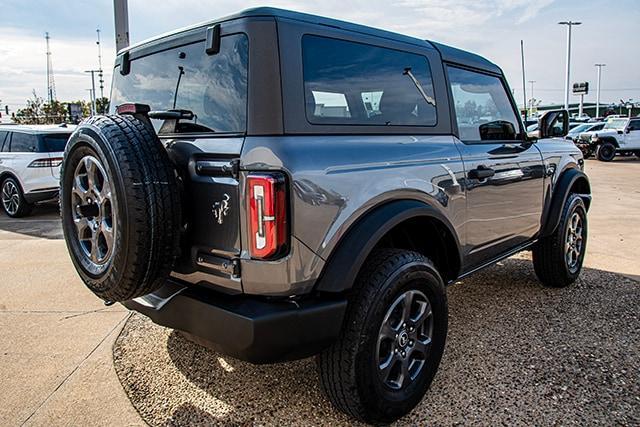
[122,7,501,75]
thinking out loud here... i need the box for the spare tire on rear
[60,115,181,302]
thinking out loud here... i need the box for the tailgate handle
[195,159,239,178]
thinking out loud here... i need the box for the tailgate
[166,137,244,285]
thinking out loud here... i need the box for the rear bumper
[123,281,347,364]
[24,187,59,204]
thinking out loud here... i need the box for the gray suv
[60,8,591,424]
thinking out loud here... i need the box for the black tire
[60,115,181,302]
[596,142,616,161]
[1,176,33,218]
[317,249,448,424]
[532,193,587,288]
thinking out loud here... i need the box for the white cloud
[0,28,115,111]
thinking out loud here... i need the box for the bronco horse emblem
[212,194,231,225]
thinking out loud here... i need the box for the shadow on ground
[113,257,639,426]
[0,203,62,239]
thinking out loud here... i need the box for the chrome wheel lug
[401,351,406,357]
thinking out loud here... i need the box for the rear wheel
[60,115,181,302]
[596,142,616,161]
[1,177,32,218]
[317,249,447,424]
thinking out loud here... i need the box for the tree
[14,90,46,124]
[96,97,110,114]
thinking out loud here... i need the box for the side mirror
[538,110,569,139]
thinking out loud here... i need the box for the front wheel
[596,142,616,161]
[533,193,587,287]
[317,249,448,424]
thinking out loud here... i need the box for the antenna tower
[45,32,57,103]
[96,29,105,100]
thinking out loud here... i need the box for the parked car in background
[576,117,640,161]
[0,125,73,217]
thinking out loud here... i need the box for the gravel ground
[113,255,639,426]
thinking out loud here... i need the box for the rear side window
[447,66,521,142]
[302,35,437,126]
[628,120,640,131]
[110,34,248,134]
[40,133,71,152]
[10,132,38,152]
[0,131,8,152]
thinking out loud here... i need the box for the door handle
[468,165,495,180]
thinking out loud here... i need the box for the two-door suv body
[60,8,591,423]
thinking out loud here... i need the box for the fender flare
[313,200,462,293]
[540,168,591,237]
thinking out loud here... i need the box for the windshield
[110,34,248,134]
[568,124,590,135]
[40,133,71,152]
[604,119,627,130]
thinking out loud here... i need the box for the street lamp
[594,64,606,118]
[558,21,582,111]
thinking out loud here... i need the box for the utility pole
[558,21,581,111]
[45,32,57,103]
[96,29,105,102]
[528,80,536,117]
[85,70,99,115]
[595,63,606,118]
[520,40,527,121]
[114,0,130,52]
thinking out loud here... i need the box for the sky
[1,0,639,113]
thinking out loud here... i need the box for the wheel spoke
[380,322,398,340]
[411,300,432,327]
[90,231,99,262]
[100,224,114,254]
[379,352,397,383]
[401,291,414,324]
[399,356,411,389]
[74,217,90,234]
[85,158,98,192]
[412,337,432,357]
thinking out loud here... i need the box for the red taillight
[247,173,287,259]
[28,157,63,168]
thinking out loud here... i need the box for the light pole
[85,70,99,115]
[594,63,606,118]
[114,0,130,52]
[558,21,581,111]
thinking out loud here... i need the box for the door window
[9,132,38,152]
[627,120,640,131]
[302,35,437,126]
[447,66,521,142]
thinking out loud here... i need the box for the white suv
[0,125,73,217]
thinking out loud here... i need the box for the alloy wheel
[71,155,116,272]
[1,180,20,216]
[376,289,433,390]
[565,211,584,273]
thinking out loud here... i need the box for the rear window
[40,133,70,152]
[302,35,437,126]
[110,33,248,134]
